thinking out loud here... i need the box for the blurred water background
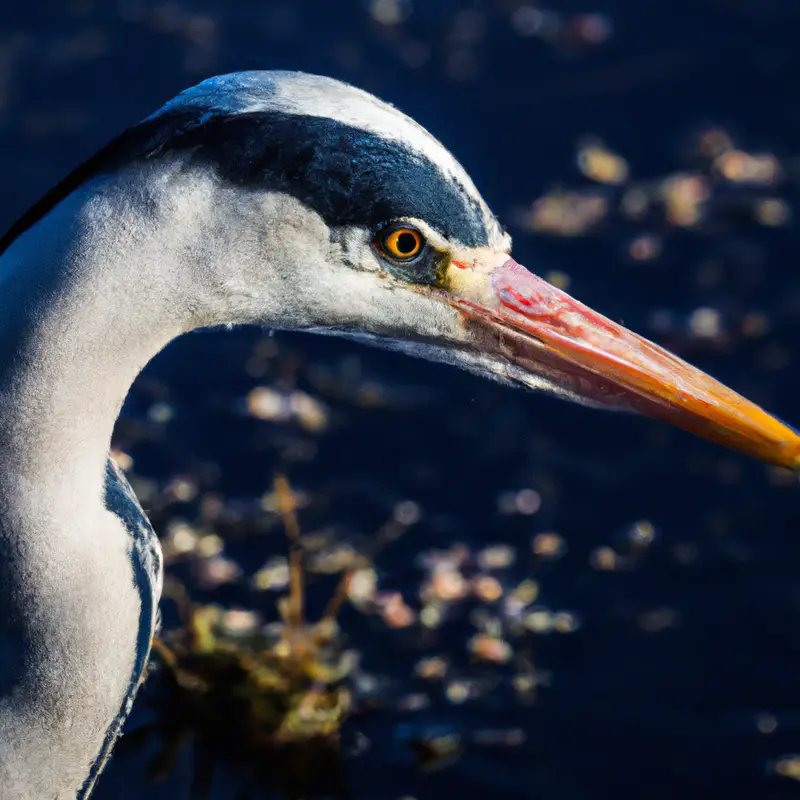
[3,1,800,798]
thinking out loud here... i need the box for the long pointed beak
[446,257,800,469]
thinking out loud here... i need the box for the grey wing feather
[78,458,163,799]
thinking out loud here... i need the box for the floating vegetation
[115,462,574,797]
[576,138,630,185]
[522,187,610,237]
[125,476,357,799]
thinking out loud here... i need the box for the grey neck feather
[0,159,318,798]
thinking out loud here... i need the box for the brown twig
[274,474,304,628]
[321,571,353,625]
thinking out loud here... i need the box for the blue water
[3,1,800,797]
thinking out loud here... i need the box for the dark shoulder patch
[0,109,490,256]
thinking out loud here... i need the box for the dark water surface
[3,1,800,798]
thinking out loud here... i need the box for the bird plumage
[77,460,162,799]
[0,71,492,798]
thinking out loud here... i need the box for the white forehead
[148,71,502,238]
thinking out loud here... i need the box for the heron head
[50,71,800,469]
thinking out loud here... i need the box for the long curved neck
[0,168,216,797]
[0,160,327,796]
[0,190,187,492]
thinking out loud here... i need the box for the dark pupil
[396,232,417,255]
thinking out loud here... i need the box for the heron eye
[378,226,424,261]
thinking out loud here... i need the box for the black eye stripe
[0,108,493,257]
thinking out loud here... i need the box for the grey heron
[0,71,797,799]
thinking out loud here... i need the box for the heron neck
[0,174,195,796]
[0,190,195,491]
